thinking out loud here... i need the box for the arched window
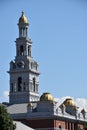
[19,27,22,37]
[28,46,31,56]
[18,77,22,92]
[11,83,14,92]
[33,77,36,92]
[28,46,29,56]
[59,125,62,129]
[26,28,28,37]
[20,45,24,56]
[23,28,25,36]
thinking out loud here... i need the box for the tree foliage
[76,126,82,130]
[0,105,16,130]
[84,122,87,130]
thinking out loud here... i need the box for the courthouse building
[6,12,87,130]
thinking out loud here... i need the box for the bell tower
[8,12,40,104]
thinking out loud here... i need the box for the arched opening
[18,77,22,92]
[20,45,24,56]
[28,46,31,57]
[19,27,22,37]
[59,125,62,129]
[11,83,14,92]
[26,27,28,37]
[33,77,36,92]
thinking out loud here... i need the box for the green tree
[0,105,16,130]
[76,127,82,130]
[84,122,87,130]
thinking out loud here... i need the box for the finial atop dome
[19,11,28,24]
[22,11,24,15]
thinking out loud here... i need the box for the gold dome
[63,98,76,107]
[19,11,28,24]
[40,92,54,102]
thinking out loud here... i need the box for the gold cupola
[19,11,28,24]
[40,92,54,102]
[63,98,76,107]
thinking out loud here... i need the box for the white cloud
[75,98,87,111]
[3,91,9,99]
[0,90,9,103]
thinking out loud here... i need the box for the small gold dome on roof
[63,98,76,107]
[19,11,28,24]
[40,92,54,102]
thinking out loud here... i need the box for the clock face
[17,61,25,68]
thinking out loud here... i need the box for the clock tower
[8,12,40,104]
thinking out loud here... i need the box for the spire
[18,12,29,38]
[22,11,24,15]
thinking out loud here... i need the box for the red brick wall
[54,120,66,129]
[27,119,54,129]
[15,118,85,130]
[54,120,80,130]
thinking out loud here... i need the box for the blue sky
[0,0,87,103]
